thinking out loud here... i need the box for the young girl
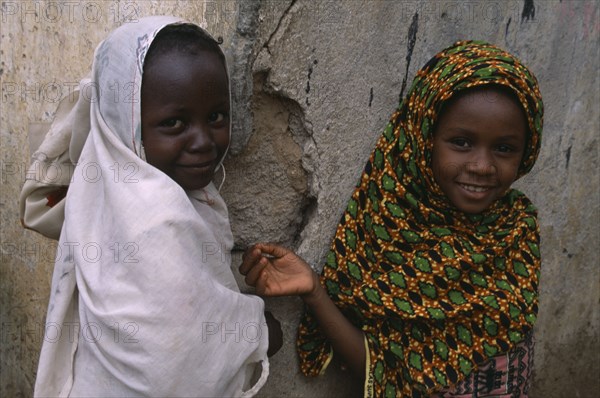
[240,41,543,397]
[20,16,281,397]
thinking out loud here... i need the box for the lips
[458,183,492,193]
[177,159,216,169]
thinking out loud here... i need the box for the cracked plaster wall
[1,1,598,397]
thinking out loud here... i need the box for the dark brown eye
[496,144,515,153]
[451,138,470,148]
[208,112,227,123]
[161,118,184,129]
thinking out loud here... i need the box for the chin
[185,183,212,191]
[457,201,495,215]
[179,178,213,191]
[172,171,215,191]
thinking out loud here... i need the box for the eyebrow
[445,127,523,140]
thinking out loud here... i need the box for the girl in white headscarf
[20,16,278,397]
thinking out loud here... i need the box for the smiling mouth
[178,160,215,169]
[458,183,493,193]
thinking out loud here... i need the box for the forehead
[144,48,226,76]
[142,50,228,94]
[434,87,527,147]
[446,85,522,112]
[440,87,526,125]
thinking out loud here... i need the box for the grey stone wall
[1,1,598,397]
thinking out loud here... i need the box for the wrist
[300,271,325,306]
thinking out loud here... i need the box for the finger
[241,243,261,262]
[255,243,290,259]
[245,257,269,287]
[239,247,262,275]
[254,269,273,296]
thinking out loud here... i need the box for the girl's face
[431,88,527,214]
[141,50,230,191]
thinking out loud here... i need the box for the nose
[187,124,213,153]
[465,149,496,176]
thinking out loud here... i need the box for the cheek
[504,162,522,186]
[431,156,442,185]
[214,129,230,154]
[431,141,446,182]
[143,135,180,167]
[431,151,460,187]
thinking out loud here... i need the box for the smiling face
[141,49,230,191]
[431,87,527,214]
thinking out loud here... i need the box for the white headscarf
[29,16,269,397]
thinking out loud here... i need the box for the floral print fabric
[297,40,543,397]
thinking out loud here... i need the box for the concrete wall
[1,1,598,397]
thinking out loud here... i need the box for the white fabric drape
[27,16,269,397]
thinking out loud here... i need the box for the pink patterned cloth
[432,333,534,398]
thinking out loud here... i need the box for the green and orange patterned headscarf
[297,41,543,397]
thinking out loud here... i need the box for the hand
[264,311,283,357]
[239,243,318,297]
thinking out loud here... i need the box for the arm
[240,243,366,378]
[264,310,283,357]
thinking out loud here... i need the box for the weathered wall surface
[1,1,598,397]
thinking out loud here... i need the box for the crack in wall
[262,0,297,55]
[522,0,536,22]
[229,1,261,154]
[399,12,419,104]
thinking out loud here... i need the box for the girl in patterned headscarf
[240,40,543,397]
